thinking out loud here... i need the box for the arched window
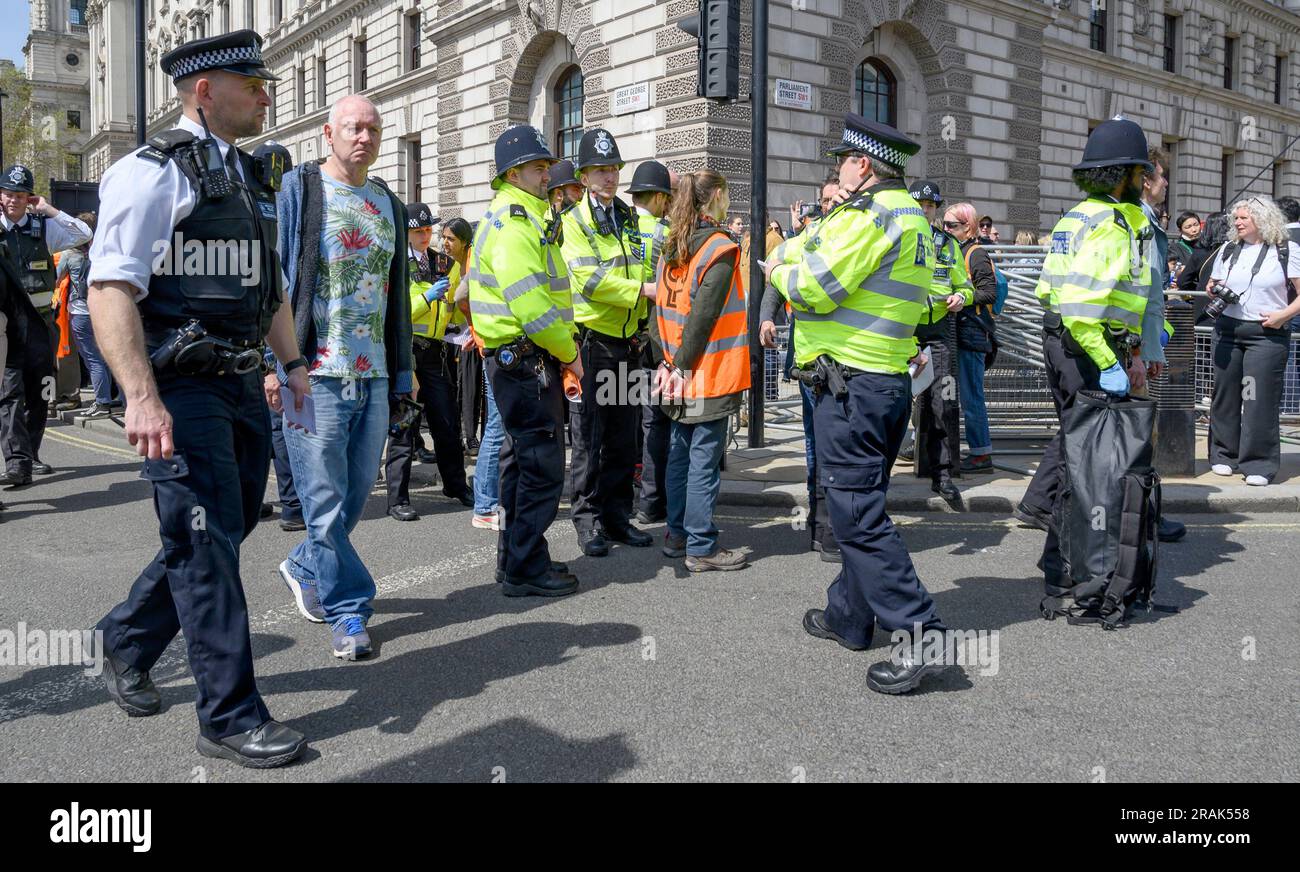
[854,58,897,127]
[554,66,584,164]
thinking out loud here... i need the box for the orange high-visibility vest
[656,230,751,399]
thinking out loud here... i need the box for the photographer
[1206,197,1300,486]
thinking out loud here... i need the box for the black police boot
[102,652,162,717]
[1013,502,1052,532]
[0,471,27,489]
[497,561,570,583]
[443,488,475,508]
[812,539,842,563]
[931,474,961,503]
[31,462,54,476]
[1157,516,1186,543]
[579,529,609,557]
[865,634,955,695]
[388,504,419,522]
[196,720,307,769]
[801,609,868,651]
[416,447,437,464]
[501,569,580,598]
[605,521,653,547]
[259,502,274,519]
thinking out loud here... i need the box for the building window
[66,154,83,181]
[69,0,87,26]
[1089,0,1107,53]
[245,0,254,29]
[316,55,327,109]
[554,66,584,164]
[296,67,306,116]
[220,1,230,33]
[1221,152,1236,209]
[1163,15,1177,74]
[355,39,368,91]
[1224,37,1237,90]
[1164,140,1178,217]
[405,11,422,73]
[1276,56,1287,106]
[407,139,423,202]
[268,81,277,127]
[273,0,283,26]
[854,58,897,126]
[67,110,81,130]
[195,17,205,40]
[1274,162,1287,201]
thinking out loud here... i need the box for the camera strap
[1224,241,1272,291]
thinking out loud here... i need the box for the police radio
[194,107,233,201]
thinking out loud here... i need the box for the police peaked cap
[161,29,277,82]
[826,113,920,171]
[407,203,437,229]
[492,125,558,190]
[0,164,35,194]
[908,180,943,205]
[547,159,580,192]
[576,128,625,172]
[627,161,673,195]
[1073,117,1153,171]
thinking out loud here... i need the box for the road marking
[715,513,1300,531]
[45,429,141,460]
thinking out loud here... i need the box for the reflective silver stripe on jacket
[797,305,916,339]
[1058,301,1142,329]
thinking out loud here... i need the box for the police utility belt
[578,324,646,355]
[489,336,561,391]
[1042,311,1137,364]
[148,319,265,378]
[791,354,861,399]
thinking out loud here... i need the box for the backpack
[963,243,1010,314]
[1042,391,1172,629]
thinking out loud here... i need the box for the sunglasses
[943,221,966,229]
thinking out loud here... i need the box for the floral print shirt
[310,173,396,380]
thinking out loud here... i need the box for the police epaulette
[1111,208,1130,233]
[137,130,196,164]
[843,194,874,212]
[510,204,527,219]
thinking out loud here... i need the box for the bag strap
[1099,473,1150,629]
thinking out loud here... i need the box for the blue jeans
[283,376,389,624]
[666,417,728,556]
[473,372,505,515]
[958,349,992,456]
[70,312,116,405]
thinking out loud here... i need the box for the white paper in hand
[280,386,316,435]
[909,345,936,397]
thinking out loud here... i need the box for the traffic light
[677,0,740,101]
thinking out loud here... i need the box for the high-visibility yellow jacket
[467,183,578,363]
[409,249,463,342]
[1036,196,1153,369]
[919,226,975,326]
[771,179,934,375]
[636,209,670,285]
[562,196,647,338]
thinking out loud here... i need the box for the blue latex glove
[1099,362,1129,397]
[423,278,450,304]
[1160,328,1170,348]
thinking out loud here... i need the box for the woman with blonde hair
[1205,196,1300,485]
[650,169,750,572]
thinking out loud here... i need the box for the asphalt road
[1,420,1297,782]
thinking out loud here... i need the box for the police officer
[562,129,658,555]
[469,125,582,597]
[548,159,585,213]
[908,179,973,503]
[88,30,309,767]
[627,160,674,523]
[1024,118,1154,608]
[385,202,473,520]
[766,114,953,694]
[0,164,92,486]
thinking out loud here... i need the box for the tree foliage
[0,61,78,197]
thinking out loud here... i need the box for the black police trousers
[489,353,566,582]
[1026,329,1105,591]
[0,315,54,476]
[269,407,302,523]
[97,371,272,740]
[639,396,671,517]
[567,331,639,534]
[814,370,944,648]
[386,338,467,506]
[913,321,958,480]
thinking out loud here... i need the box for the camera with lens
[1205,285,1241,319]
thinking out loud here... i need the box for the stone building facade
[72,0,1300,237]
[21,0,93,182]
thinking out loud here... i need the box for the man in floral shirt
[272,95,412,660]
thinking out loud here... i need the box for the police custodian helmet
[576,128,625,173]
[547,159,580,192]
[627,160,673,195]
[1073,117,1153,171]
[492,124,558,191]
[0,164,35,194]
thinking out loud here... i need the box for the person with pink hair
[943,202,998,471]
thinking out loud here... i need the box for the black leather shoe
[501,570,580,598]
[1013,502,1051,532]
[931,476,961,502]
[802,609,868,651]
[196,720,307,769]
[605,523,653,547]
[416,447,437,464]
[102,652,161,717]
[812,540,842,563]
[0,471,32,489]
[1157,516,1186,543]
[497,561,570,583]
[866,643,953,695]
[31,462,54,476]
[635,509,666,524]
[388,504,419,522]
[443,489,475,507]
[279,518,306,532]
[259,502,274,519]
[579,530,609,557]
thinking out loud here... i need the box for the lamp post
[0,89,8,169]
[136,0,146,146]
